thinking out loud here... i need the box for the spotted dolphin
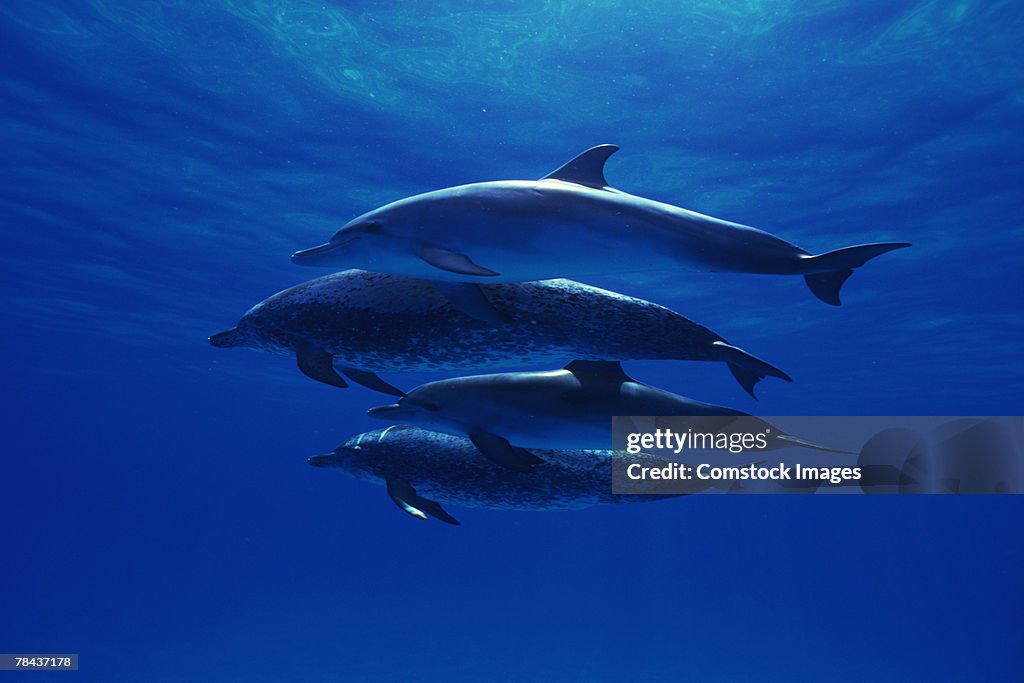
[208,270,790,397]
[308,426,714,524]
[367,362,852,472]
[292,145,910,306]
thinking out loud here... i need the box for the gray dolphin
[367,362,852,472]
[292,145,910,306]
[308,426,708,524]
[208,270,790,397]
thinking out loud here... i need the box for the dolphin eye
[353,221,382,234]
[331,221,381,241]
[412,399,440,412]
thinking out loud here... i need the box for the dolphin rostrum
[308,426,712,524]
[367,362,852,472]
[208,270,790,397]
[292,145,910,306]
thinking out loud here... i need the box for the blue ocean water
[2,1,1022,680]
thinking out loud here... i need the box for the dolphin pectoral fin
[419,246,500,277]
[468,429,544,473]
[711,341,792,399]
[563,360,634,394]
[412,497,461,525]
[296,346,349,388]
[802,242,911,305]
[338,367,406,397]
[433,282,510,324]
[386,478,460,525]
[386,479,429,521]
[541,144,620,189]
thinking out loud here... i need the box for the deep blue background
[2,1,1022,680]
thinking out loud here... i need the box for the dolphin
[308,426,713,524]
[208,270,790,397]
[366,361,853,472]
[292,144,910,306]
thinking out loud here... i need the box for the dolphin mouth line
[291,239,346,264]
[367,404,402,417]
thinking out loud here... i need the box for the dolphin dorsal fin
[541,144,620,189]
[563,360,633,388]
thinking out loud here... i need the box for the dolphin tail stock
[801,242,912,305]
[711,341,792,399]
[208,328,245,348]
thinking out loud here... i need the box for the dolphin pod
[208,269,789,397]
[210,144,914,523]
[308,426,718,524]
[366,361,852,472]
[292,145,910,308]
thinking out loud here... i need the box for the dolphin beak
[291,241,340,266]
[208,328,241,348]
[308,453,337,468]
[367,404,404,419]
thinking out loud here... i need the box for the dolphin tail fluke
[802,242,911,305]
[711,341,791,399]
[804,270,853,306]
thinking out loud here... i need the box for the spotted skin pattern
[213,269,739,375]
[315,426,702,512]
